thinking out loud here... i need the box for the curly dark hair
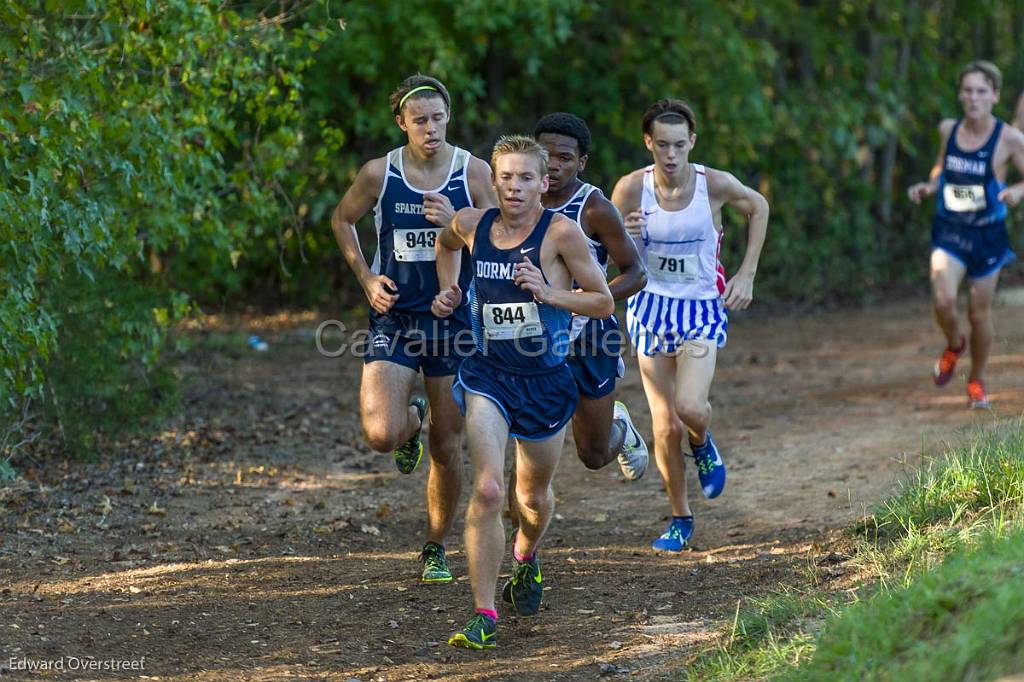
[534,112,592,157]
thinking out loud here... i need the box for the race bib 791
[648,251,697,283]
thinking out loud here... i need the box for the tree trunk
[878,37,912,231]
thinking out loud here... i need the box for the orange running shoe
[933,336,966,387]
[967,380,990,409]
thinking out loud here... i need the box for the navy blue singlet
[372,146,474,313]
[935,119,1007,228]
[551,182,609,274]
[468,208,571,371]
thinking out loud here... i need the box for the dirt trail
[2,294,1023,681]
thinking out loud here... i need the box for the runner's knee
[675,397,709,427]
[470,477,504,512]
[362,420,403,453]
[576,445,609,470]
[933,291,957,316]
[968,301,992,326]
[428,430,461,465]
[652,418,683,445]
[514,487,551,515]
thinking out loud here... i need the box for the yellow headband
[398,85,441,111]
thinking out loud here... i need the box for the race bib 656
[943,184,986,213]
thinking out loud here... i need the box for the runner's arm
[467,157,499,209]
[432,207,483,317]
[514,217,613,318]
[996,126,1024,208]
[908,119,955,203]
[330,159,398,313]
[709,169,769,311]
[424,157,497,228]
[610,170,646,252]
[583,194,647,300]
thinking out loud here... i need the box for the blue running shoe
[691,431,725,499]
[652,516,694,552]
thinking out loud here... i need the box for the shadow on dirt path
[2,295,1023,680]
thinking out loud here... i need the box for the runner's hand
[997,185,1024,208]
[513,258,551,303]
[431,284,462,318]
[723,271,754,311]
[907,182,933,204]
[623,210,647,238]
[424,192,456,227]
[362,274,399,314]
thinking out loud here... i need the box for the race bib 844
[482,301,542,340]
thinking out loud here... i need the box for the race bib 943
[482,302,542,340]
[393,228,441,262]
[648,251,697,283]
[943,184,986,213]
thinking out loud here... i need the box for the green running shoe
[448,613,497,650]
[420,542,452,583]
[501,553,543,616]
[393,396,427,474]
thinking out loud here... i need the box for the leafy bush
[0,1,327,456]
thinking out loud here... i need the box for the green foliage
[290,0,1024,305]
[684,591,825,681]
[680,421,1024,681]
[793,530,1024,681]
[41,273,187,458]
[4,1,1024,451]
[855,423,1024,578]
[0,1,323,453]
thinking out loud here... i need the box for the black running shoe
[501,554,543,616]
[419,542,452,583]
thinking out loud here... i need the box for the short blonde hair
[491,135,548,177]
[959,60,1002,91]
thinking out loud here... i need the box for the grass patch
[685,590,830,681]
[790,529,1024,680]
[683,420,1024,681]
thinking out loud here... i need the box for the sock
[673,515,694,523]
[512,532,534,562]
[476,608,498,622]
[513,544,534,562]
[950,337,966,353]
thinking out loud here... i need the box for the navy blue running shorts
[931,218,1016,279]
[363,309,475,377]
[452,354,579,441]
[566,316,626,400]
